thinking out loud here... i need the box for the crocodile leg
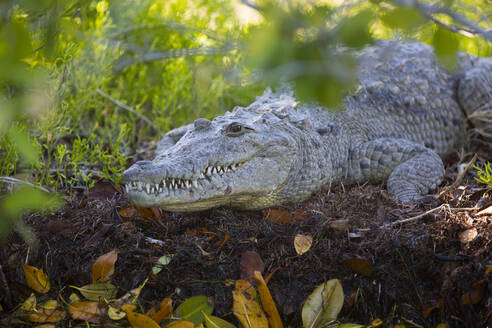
[457,59,492,139]
[348,138,445,203]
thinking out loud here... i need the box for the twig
[0,177,50,193]
[0,263,13,309]
[113,44,239,71]
[109,22,225,42]
[94,89,156,130]
[437,153,478,197]
[385,204,447,227]
[390,0,492,42]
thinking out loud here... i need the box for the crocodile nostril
[135,160,152,167]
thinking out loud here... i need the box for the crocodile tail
[457,57,492,140]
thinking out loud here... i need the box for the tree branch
[391,0,492,42]
[240,0,262,11]
[113,44,239,71]
[94,89,157,130]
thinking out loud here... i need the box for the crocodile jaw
[121,155,293,212]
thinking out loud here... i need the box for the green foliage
[474,162,492,190]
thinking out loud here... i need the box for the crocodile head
[121,92,312,212]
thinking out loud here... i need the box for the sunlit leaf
[92,249,118,282]
[370,318,383,327]
[152,255,174,275]
[432,27,459,70]
[122,304,137,312]
[294,234,313,256]
[302,279,344,328]
[2,187,63,218]
[175,296,213,326]
[338,9,374,49]
[263,209,309,224]
[380,7,425,30]
[69,301,105,323]
[69,293,80,303]
[166,320,195,328]
[203,311,237,328]
[458,228,477,243]
[71,282,117,301]
[20,293,37,311]
[253,271,283,328]
[23,264,50,294]
[232,280,268,328]
[146,298,173,324]
[127,311,161,328]
[108,305,127,320]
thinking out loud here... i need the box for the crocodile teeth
[146,183,150,194]
[137,181,142,191]
[192,180,198,188]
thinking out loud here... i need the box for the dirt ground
[1,138,491,328]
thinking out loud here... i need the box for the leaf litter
[1,144,491,327]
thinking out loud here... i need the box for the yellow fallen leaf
[122,304,137,312]
[436,324,447,328]
[20,293,37,311]
[69,293,80,303]
[253,271,283,328]
[108,305,127,320]
[40,300,58,310]
[165,320,195,327]
[69,301,105,323]
[302,279,344,328]
[294,234,313,256]
[115,278,148,305]
[0,304,3,311]
[23,264,50,294]
[486,265,492,275]
[370,318,383,327]
[127,311,161,328]
[24,308,66,323]
[33,324,56,328]
[337,324,365,328]
[393,325,406,328]
[71,282,117,301]
[232,280,268,328]
[202,311,236,328]
[146,297,173,324]
[92,249,118,283]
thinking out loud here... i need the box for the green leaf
[152,254,174,275]
[71,282,118,301]
[432,27,459,70]
[175,296,213,326]
[1,187,63,218]
[338,9,374,49]
[203,311,237,328]
[380,7,425,30]
[8,128,39,165]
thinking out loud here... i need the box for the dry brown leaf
[342,256,373,277]
[24,308,66,323]
[119,205,155,219]
[461,279,487,305]
[22,264,50,294]
[32,324,56,328]
[232,280,268,328]
[421,299,443,319]
[69,301,105,323]
[294,234,313,256]
[328,219,349,232]
[253,271,283,328]
[475,204,492,217]
[262,209,308,224]
[146,298,173,324]
[240,251,264,283]
[458,228,478,243]
[92,249,118,283]
[127,311,161,328]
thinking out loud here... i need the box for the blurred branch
[390,0,492,42]
[109,22,226,43]
[240,0,262,11]
[0,177,50,193]
[113,43,239,71]
[94,89,157,130]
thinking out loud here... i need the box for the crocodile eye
[224,122,253,137]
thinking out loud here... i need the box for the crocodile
[121,41,492,212]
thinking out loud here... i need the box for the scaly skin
[121,41,492,212]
